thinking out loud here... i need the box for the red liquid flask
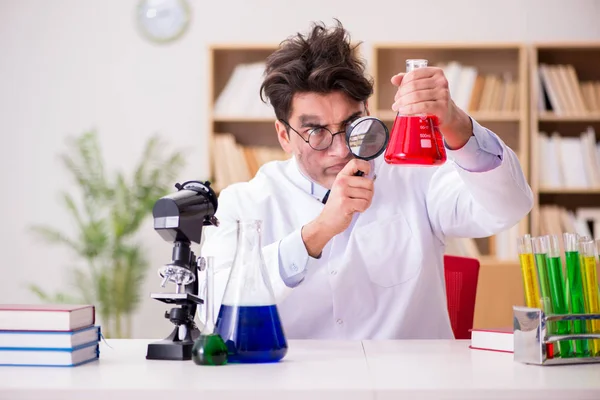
[384,59,447,166]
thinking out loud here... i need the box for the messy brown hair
[260,20,373,121]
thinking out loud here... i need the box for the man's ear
[275,120,293,153]
[365,100,370,116]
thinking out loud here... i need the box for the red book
[0,304,95,332]
[469,327,513,353]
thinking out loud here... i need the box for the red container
[384,58,447,166]
[384,114,447,166]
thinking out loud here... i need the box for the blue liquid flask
[215,219,288,363]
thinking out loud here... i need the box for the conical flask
[215,219,288,363]
[384,59,447,166]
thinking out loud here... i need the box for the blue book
[0,325,101,349]
[0,341,99,367]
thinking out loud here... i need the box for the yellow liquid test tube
[581,240,600,356]
[517,234,542,309]
[578,236,592,334]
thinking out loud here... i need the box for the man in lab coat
[201,21,533,340]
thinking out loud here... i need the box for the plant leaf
[29,226,81,254]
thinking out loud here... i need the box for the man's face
[276,91,366,189]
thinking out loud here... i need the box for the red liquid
[384,114,447,166]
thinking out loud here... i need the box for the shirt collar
[285,155,379,203]
[285,156,329,203]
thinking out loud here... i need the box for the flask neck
[406,59,428,73]
[236,220,262,256]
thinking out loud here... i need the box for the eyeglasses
[279,119,350,151]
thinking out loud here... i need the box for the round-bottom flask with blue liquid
[215,219,288,363]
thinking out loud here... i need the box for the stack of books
[0,304,100,367]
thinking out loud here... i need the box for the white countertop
[1,339,600,400]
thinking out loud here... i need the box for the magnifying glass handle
[355,171,364,177]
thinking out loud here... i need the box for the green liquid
[546,256,573,357]
[192,333,228,366]
[565,251,589,356]
[535,253,553,313]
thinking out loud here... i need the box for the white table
[1,339,600,399]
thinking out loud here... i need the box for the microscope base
[146,340,195,360]
[146,325,200,361]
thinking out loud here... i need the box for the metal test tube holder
[513,306,600,365]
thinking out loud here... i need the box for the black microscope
[146,180,219,361]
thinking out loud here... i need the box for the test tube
[545,234,572,357]
[517,234,542,309]
[578,236,593,339]
[580,240,600,356]
[564,232,589,357]
[533,236,557,356]
[533,236,553,314]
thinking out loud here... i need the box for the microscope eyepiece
[153,180,219,244]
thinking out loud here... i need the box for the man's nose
[328,132,350,158]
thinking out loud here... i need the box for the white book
[558,136,589,188]
[453,66,477,111]
[543,133,564,188]
[0,304,95,332]
[581,127,600,187]
[0,325,100,349]
[442,61,463,106]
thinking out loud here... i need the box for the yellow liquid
[582,255,600,356]
[519,253,542,309]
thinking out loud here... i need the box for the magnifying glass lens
[346,117,389,161]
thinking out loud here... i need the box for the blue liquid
[215,304,288,363]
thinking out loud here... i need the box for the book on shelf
[538,127,600,189]
[0,304,95,332]
[470,327,514,353]
[211,132,290,191]
[213,62,275,118]
[537,63,600,115]
[539,205,600,240]
[436,60,520,114]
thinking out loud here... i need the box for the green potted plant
[28,130,185,338]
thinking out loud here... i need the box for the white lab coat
[200,119,533,340]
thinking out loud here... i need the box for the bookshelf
[208,44,290,193]
[529,43,600,239]
[370,43,529,262]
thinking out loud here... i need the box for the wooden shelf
[538,112,600,121]
[374,110,521,122]
[207,41,600,257]
[212,116,275,123]
[529,42,600,237]
[370,43,529,261]
[539,188,600,194]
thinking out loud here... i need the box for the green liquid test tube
[517,234,542,309]
[533,236,556,352]
[533,236,553,314]
[545,234,572,358]
[580,240,600,356]
[564,232,589,357]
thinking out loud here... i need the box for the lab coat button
[291,263,298,272]
[336,319,343,325]
[330,270,337,275]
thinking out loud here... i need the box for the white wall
[1,0,599,339]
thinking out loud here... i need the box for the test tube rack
[513,306,600,365]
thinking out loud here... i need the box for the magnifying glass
[345,116,389,176]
